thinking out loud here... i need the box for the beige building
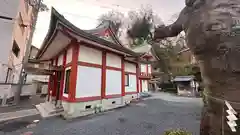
[0,0,36,106]
[0,0,34,84]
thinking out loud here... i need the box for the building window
[12,40,20,57]
[125,74,129,86]
[64,69,71,94]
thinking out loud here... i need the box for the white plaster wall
[0,1,19,65]
[106,53,121,68]
[78,45,102,65]
[106,70,121,95]
[12,64,22,83]
[58,54,63,66]
[148,64,152,74]
[76,66,101,98]
[125,75,137,92]
[53,59,57,66]
[0,85,12,99]
[125,62,136,73]
[66,47,72,64]
[0,65,8,83]
[141,64,147,73]
[142,80,148,92]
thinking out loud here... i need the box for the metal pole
[15,0,42,104]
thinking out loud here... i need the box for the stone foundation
[61,100,102,119]
[123,94,138,104]
[61,95,139,119]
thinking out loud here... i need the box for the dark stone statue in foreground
[153,0,240,135]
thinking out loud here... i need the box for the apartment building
[0,0,34,84]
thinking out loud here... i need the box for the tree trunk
[198,59,240,135]
[153,1,240,134]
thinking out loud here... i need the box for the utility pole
[15,0,42,104]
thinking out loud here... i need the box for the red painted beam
[52,57,58,97]
[106,66,121,71]
[101,51,107,99]
[136,63,140,93]
[121,57,125,96]
[78,61,102,68]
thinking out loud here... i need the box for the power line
[74,0,131,12]
[0,15,13,21]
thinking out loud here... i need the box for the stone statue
[153,0,240,135]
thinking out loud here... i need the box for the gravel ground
[0,93,203,135]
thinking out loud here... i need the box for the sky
[33,0,185,48]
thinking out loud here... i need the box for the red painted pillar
[52,57,58,97]
[146,64,148,76]
[121,57,125,96]
[69,41,79,101]
[139,79,142,92]
[59,51,67,100]
[47,60,53,101]
[136,63,140,93]
[101,51,106,99]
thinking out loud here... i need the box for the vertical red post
[59,50,67,100]
[52,57,58,97]
[69,41,79,101]
[47,60,53,101]
[146,64,148,76]
[121,57,125,96]
[136,63,140,93]
[101,51,106,99]
[139,79,142,92]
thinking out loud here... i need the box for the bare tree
[98,10,124,37]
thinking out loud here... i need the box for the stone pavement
[0,95,44,123]
[1,93,203,135]
[0,109,39,123]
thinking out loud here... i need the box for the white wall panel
[125,75,137,92]
[106,53,121,68]
[76,66,102,98]
[57,54,63,66]
[66,47,72,64]
[125,62,136,73]
[140,64,147,73]
[106,70,121,95]
[148,64,152,73]
[142,80,148,92]
[78,45,102,64]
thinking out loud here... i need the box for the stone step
[36,102,64,118]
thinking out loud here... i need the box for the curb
[0,109,39,123]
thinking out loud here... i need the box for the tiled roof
[173,75,195,82]
[36,8,139,59]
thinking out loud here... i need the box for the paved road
[0,93,203,135]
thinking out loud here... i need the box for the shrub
[160,82,177,93]
[164,129,192,135]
